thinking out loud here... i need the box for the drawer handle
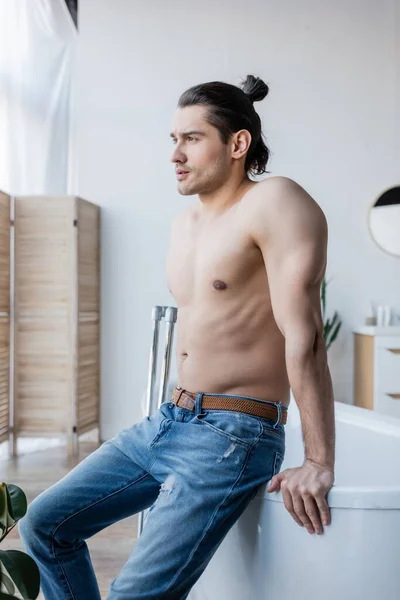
[387,348,400,354]
[386,393,400,399]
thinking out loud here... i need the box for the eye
[171,136,197,144]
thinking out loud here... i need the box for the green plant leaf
[0,488,5,536]
[324,318,333,340]
[0,485,15,537]
[321,277,326,319]
[329,311,339,327]
[0,565,18,599]
[0,593,19,599]
[329,321,342,344]
[0,571,15,596]
[6,486,27,522]
[321,276,342,351]
[0,551,40,600]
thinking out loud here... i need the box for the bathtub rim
[256,485,400,509]
[257,400,400,509]
[287,398,400,437]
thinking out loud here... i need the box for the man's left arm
[247,177,335,535]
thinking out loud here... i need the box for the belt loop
[195,392,204,416]
[273,403,282,429]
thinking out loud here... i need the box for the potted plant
[0,482,40,599]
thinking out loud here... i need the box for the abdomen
[175,301,290,405]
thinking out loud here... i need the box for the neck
[197,175,256,217]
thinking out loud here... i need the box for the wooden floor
[1,441,139,599]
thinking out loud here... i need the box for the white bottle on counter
[377,305,384,326]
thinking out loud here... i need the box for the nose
[170,145,186,165]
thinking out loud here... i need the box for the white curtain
[0,0,77,195]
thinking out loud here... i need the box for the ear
[231,129,252,160]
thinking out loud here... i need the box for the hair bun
[240,74,269,104]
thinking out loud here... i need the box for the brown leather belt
[171,387,287,425]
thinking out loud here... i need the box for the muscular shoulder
[243,176,328,245]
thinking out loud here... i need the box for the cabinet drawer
[375,336,400,350]
[375,346,400,394]
[374,392,400,420]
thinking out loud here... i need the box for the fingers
[281,487,304,528]
[292,491,315,534]
[314,494,331,526]
[267,473,282,493]
[269,470,332,535]
[303,494,323,534]
[291,489,330,534]
[283,483,324,534]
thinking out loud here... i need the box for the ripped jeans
[18,392,286,600]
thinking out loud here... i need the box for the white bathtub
[188,400,400,600]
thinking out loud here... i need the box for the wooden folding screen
[0,191,10,446]
[0,193,100,457]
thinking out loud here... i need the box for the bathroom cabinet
[353,327,400,420]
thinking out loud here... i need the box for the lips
[176,170,190,180]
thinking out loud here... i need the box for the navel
[213,279,227,290]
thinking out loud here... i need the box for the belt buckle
[175,388,195,411]
[180,393,195,411]
[175,387,184,404]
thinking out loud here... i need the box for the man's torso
[166,180,291,407]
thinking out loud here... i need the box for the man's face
[170,105,231,196]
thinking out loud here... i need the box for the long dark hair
[177,75,270,177]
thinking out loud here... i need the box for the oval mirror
[368,186,400,257]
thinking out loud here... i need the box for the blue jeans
[18,391,286,600]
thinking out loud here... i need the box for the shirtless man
[19,75,335,600]
[168,75,335,532]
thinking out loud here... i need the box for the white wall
[76,0,400,440]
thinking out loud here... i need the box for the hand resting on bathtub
[267,458,334,535]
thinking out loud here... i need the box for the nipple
[213,279,227,290]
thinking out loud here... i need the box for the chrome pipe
[138,305,177,537]
[145,305,164,416]
[157,306,178,408]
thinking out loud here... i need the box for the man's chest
[166,216,263,304]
